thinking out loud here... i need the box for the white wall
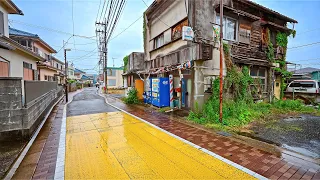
[0,5,9,37]
[150,39,187,60]
[150,0,187,39]
[0,49,37,78]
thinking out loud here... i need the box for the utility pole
[64,43,71,102]
[104,18,108,93]
[219,0,224,123]
[96,19,108,93]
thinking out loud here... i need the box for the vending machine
[151,77,170,107]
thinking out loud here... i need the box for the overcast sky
[9,0,320,74]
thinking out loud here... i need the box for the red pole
[219,0,224,123]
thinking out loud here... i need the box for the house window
[107,69,116,76]
[216,15,237,41]
[154,34,164,49]
[0,58,9,77]
[45,75,48,80]
[23,62,32,69]
[0,11,4,35]
[250,66,266,91]
[108,79,116,86]
[33,47,39,54]
[171,19,188,41]
[45,53,50,61]
[56,63,58,69]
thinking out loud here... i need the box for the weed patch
[123,88,139,104]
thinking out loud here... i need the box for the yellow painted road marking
[65,112,256,179]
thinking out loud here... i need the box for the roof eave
[1,36,45,62]
[4,0,24,15]
[237,0,298,23]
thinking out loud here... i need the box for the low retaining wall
[0,78,63,141]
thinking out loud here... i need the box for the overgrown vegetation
[123,55,129,72]
[123,88,139,104]
[188,39,319,130]
[265,28,295,99]
[188,78,319,130]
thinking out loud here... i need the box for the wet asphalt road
[251,114,320,159]
[67,87,118,117]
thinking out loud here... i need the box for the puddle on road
[282,144,319,159]
[249,114,320,160]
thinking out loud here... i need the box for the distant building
[311,71,320,81]
[288,67,319,82]
[122,52,144,88]
[9,27,66,83]
[106,67,123,88]
[68,63,76,80]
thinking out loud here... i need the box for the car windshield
[289,81,316,88]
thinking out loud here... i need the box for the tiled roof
[9,27,39,38]
[74,68,86,74]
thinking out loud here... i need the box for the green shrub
[123,88,139,104]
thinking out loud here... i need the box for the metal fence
[24,81,58,105]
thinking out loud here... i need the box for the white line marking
[4,95,64,180]
[101,95,268,180]
[54,90,82,180]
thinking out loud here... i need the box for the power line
[54,35,73,55]
[72,0,77,50]
[141,0,170,28]
[289,57,320,62]
[295,28,320,36]
[110,15,142,41]
[9,19,97,41]
[95,0,102,22]
[287,41,320,50]
[98,0,107,23]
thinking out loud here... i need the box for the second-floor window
[34,47,39,54]
[0,11,4,35]
[107,69,116,76]
[154,34,164,49]
[216,15,237,41]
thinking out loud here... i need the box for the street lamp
[64,48,71,102]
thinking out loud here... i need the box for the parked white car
[286,80,320,94]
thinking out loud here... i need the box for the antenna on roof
[112,57,117,67]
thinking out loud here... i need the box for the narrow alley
[62,88,260,179]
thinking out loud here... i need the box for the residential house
[74,68,86,80]
[68,63,76,80]
[106,66,124,88]
[0,0,64,142]
[143,0,297,108]
[287,67,319,82]
[0,0,46,100]
[122,52,144,87]
[311,71,320,81]
[8,27,65,82]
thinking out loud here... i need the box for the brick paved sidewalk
[106,96,320,180]
[11,90,81,180]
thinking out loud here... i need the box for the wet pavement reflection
[65,112,256,179]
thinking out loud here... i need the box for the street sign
[182,26,194,41]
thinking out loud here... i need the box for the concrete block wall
[0,77,22,110]
[0,78,23,138]
[0,78,63,141]
[24,90,57,130]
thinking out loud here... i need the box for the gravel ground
[0,141,26,179]
[250,114,320,159]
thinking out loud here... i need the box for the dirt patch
[240,114,320,159]
[0,140,26,179]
